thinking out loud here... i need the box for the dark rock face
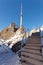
[11,41,21,53]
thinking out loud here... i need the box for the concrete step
[21,52,43,61]
[21,56,43,65]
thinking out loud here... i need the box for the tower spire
[20,3,22,28]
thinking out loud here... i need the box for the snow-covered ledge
[40,26,43,56]
[41,38,43,56]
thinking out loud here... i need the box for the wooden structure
[20,32,43,65]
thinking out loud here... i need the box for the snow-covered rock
[40,26,43,45]
[6,28,27,48]
[30,28,40,36]
[40,25,43,36]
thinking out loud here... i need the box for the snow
[0,39,8,46]
[0,52,21,65]
[40,29,43,56]
[41,38,43,45]
[0,43,22,65]
[40,26,43,36]
[0,28,27,65]
[40,28,43,45]
[40,31,43,37]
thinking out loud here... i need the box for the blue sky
[0,0,43,31]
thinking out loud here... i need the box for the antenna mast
[20,3,22,28]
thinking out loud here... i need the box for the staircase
[20,32,43,65]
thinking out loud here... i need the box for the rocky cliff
[0,23,18,40]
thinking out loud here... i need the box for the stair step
[24,49,41,54]
[21,63,28,65]
[26,44,41,47]
[28,38,40,40]
[25,48,40,50]
[21,50,42,55]
[21,52,43,61]
[25,46,41,50]
[21,51,42,56]
[21,61,34,65]
[27,42,41,44]
[27,42,40,44]
[27,37,41,44]
[21,56,43,65]
[28,41,41,44]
